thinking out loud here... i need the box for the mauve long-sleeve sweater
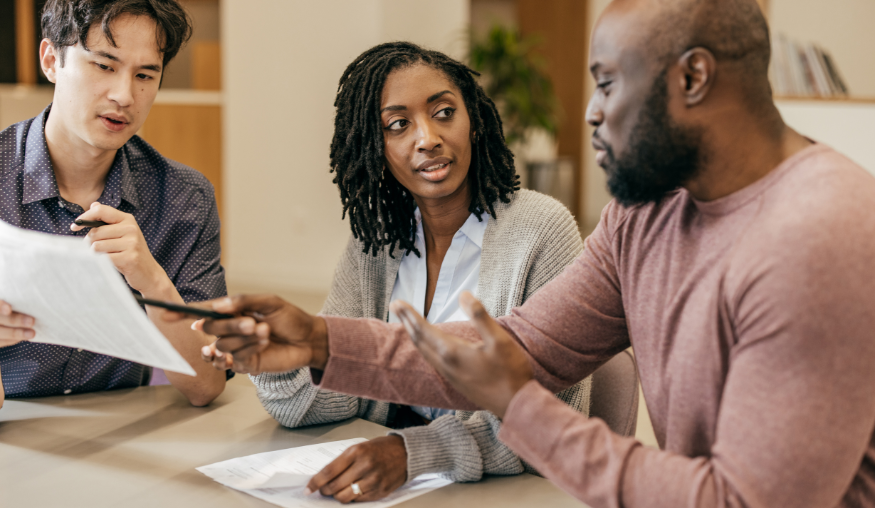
[315,144,875,508]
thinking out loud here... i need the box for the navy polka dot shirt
[0,105,227,398]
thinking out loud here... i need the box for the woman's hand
[305,435,408,503]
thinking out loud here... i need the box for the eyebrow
[380,90,456,113]
[91,50,162,73]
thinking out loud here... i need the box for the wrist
[138,269,177,302]
[308,316,329,370]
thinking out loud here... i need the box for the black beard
[600,71,705,207]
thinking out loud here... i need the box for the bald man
[186,1,875,506]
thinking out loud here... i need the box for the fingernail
[23,317,34,327]
[201,345,211,356]
[303,488,312,496]
[24,330,34,340]
[0,304,10,316]
[215,298,233,311]
[239,320,255,334]
[215,349,224,358]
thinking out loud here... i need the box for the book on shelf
[770,33,850,98]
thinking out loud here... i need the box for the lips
[99,113,129,133]
[415,156,453,182]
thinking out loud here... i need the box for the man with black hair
[0,0,227,407]
[195,0,875,506]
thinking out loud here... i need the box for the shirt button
[63,389,72,395]
[58,200,64,208]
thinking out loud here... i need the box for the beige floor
[226,284,660,448]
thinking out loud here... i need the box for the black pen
[74,219,109,228]
[135,296,235,320]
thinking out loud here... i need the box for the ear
[39,39,59,83]
[676,47,716,106]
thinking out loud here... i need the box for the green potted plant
[469,25,559,148]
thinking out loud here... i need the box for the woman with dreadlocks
[247,42,591,502]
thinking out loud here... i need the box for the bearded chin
[604,71,705,208]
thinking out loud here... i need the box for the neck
[416,180,473,245]
[44,110,117,208]
[684,102,812,201]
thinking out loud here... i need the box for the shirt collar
[412,207,489,249]
[21,104,140,210]
[458,211,488,249]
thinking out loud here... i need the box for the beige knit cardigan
[250,189,591,482]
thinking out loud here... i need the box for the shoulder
[488,189,579,242]
[741,145,875,254]
[123,135,217,196]
[727,145,875,298]
[0,116,39,175]
[483,189,584,263]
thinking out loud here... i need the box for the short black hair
[331,41,519,257]
[41,0,192,69]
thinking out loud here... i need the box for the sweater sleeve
[251,236,390,428]
[389,376,591,482]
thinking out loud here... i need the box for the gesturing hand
[304,436,408,504]
[72,203,166,295]
[163,294,329,375]
[391,291,534,419]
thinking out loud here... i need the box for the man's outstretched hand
[390,291,534,419]
[162,294,329,375]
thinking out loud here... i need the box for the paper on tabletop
[0,219,195,375]
[197,438,452,508]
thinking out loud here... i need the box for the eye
[136,73,154,81]
[435,107,456,119]
[95,62,112,71]
[597,81,613,94]
[386,118,409,131]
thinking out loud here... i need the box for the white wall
[770,0,875,98]
[778,100,875,175]
[222,0,469,294]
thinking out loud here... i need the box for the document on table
[197,438,452,508]
[0,219,195,375]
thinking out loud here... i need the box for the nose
[107,73,135,108]
[415,119,441,153]
[585,94,603,128]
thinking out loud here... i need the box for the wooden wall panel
[15,0,36,85]
[517,0,588,215]
[138,104,223,217]
[192,41,221,91]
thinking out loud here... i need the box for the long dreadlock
[330,41,519,257]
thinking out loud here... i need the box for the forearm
[252,368,380,428]
[391,410,524,483]
[317,317,481,410]
[144,276,225,406]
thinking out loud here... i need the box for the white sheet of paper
[197,438,452,508]
[0,219,195,375]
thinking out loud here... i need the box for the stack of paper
[0,219,195,375]
[197,438,452,507]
